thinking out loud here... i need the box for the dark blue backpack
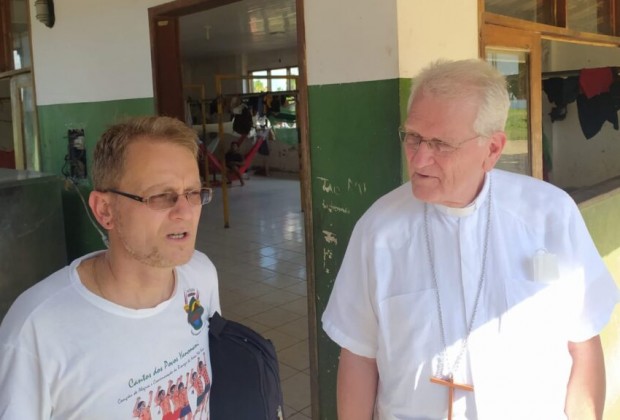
[208,312,285,420]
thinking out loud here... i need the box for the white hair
[408,59,510,137]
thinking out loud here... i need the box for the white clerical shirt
[322,169,619,420]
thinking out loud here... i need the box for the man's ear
[89,191,114,229]
[483,131,506,172]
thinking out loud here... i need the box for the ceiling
[179,0,297,60]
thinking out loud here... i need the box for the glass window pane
[485,0,553,25]
[251,70,268,93]
[289,67,299,90]
[567,0,612,35]
[19,82,39,170]
[271,68,287,92]
[11,0,31,69]
[486,49,531,176]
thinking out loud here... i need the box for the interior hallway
[195,174,312,419]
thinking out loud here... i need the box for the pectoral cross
[430,376,474,420]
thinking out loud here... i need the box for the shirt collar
[433,172,491,218]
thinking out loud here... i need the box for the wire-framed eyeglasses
[398,129,481,154]
[105,187,213,211]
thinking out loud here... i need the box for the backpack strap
[209,311,227,339]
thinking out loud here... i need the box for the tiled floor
[195,173,312,420]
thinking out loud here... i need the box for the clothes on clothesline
[543,67,620,139]
[542,76,579,122]
[579,67,614,99]
[577,92,619,139]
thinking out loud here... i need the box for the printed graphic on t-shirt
[118,289,211,419]
[184,288,205,334]
[123,348,212,420]
[118,344,211,420]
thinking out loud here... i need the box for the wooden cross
[430,376,474,420]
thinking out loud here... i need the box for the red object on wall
[0,150,15,168]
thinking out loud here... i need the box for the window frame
[480,0,620,183]
[248,66,299,93]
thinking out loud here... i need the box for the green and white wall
[304,0,477,417]
[30,0,167,257]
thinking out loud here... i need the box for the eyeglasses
[105,187,213,211]
[398,129,481,154]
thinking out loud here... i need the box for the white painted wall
[397,0,478,78]
[30,0,168,106]
[304,0,399,85]
[542,41,620,188]
[303,0,477,86]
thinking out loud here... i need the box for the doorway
[149,1,314,418]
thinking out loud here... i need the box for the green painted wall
[308,78,403,419]
[37,98,155,259]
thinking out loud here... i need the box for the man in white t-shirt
[0,116,220,419]
[322,59,619,419]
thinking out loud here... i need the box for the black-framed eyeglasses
[398,129,481,155]
[105,187,213,211]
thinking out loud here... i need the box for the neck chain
[424,175,492,379]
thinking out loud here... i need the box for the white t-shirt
[322,169,619,420]
[0,250,220,420]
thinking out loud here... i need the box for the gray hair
[408,59,510,137]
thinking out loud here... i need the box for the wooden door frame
[148,0,317,417]
[481,25,543,179]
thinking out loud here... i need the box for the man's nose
[410,142,435,168]
[169,193,195,219]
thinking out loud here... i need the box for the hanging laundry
[576,92,618,139]
[543,76,579,122]
[579,67,614,99]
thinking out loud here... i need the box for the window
[485,0,553,25]
[568,0,612,35]
[485,0,617,36]
[249,67,299,93]
[0,0,31,72]
[483,1,620,199]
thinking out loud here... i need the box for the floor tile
[278,296,308,316]
[256,289,302,306]
[228,296,274,318]
[195,175,311,417]
[278,361,300,381]
[277,340,310,371]
[301,405,312,417]
[277,317,309,340]
[259,273,304,289]
[252,307,301,329]
[281,371,311,412]
[264,328,304,352]
[289,412,312,420]
[283,281,308,296]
